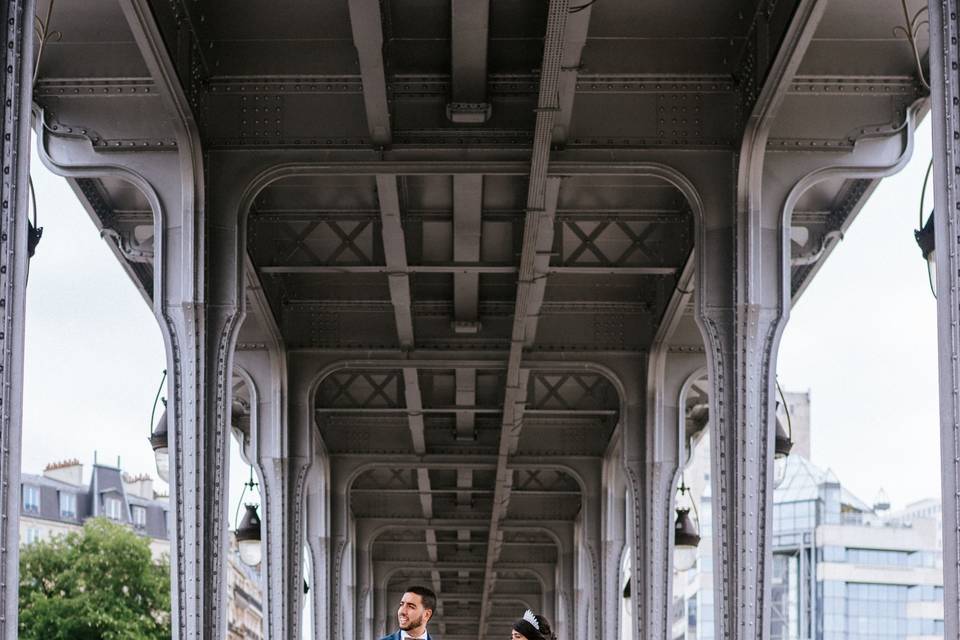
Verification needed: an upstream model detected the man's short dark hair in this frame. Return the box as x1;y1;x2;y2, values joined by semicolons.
404;585;437;612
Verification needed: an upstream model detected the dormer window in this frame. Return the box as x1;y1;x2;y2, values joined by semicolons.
104;497;123;520
22;486;40;514
59;492;77;519
131;505;146;529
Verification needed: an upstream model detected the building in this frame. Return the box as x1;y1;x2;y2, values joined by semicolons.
20;459;263;639
20;458;169;558
672;396;944;640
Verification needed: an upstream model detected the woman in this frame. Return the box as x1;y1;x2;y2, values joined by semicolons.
511;610;555;640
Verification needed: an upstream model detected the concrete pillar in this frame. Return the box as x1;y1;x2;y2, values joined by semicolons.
0;1;33;636
927;3;960;636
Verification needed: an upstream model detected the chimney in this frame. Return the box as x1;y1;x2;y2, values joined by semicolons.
122;473;154;500
43;459;83;486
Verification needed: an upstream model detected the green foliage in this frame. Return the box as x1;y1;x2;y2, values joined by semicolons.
19;517;170;640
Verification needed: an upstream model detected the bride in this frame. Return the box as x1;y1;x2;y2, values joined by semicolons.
510;610;555;640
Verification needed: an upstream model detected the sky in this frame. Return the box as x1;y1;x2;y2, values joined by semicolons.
19;117;942;524
777;117;940;510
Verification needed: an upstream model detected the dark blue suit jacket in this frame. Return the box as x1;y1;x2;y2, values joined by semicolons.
379;632;434;640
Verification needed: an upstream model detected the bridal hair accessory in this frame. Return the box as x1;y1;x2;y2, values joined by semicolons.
513;610;549;640
523;610;540;631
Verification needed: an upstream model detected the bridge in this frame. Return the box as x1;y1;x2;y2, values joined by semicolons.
0;0;958;638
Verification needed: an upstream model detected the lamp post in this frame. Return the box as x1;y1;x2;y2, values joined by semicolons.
148;370;169;482
674;479;701;571
234;466;262;566
235;504;262;566
773;381;794;488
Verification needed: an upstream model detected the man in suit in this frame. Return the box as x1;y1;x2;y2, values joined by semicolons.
380;585;437;640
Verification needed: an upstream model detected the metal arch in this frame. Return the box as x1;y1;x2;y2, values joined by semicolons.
228;364;259;460
309;358;630;411
676;365;710;464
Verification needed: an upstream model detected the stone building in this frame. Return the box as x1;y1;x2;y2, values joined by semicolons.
20;458;264;639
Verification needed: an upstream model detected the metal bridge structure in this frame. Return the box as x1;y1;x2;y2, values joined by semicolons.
0;0;958;639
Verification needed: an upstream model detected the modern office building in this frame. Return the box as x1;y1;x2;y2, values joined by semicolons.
19;459;264;639
672;396;944;640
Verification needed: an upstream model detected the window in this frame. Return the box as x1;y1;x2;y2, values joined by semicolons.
131;505;146;529
24;527;40;545
59;492;76;519
22;485;40;514
104;497;123;520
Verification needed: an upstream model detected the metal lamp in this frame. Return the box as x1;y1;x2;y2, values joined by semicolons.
148;370;169;482
773;381;794;488
234;466;262;566
235;504;262;566
916;212;936;292
915;158;937;296
149;408;169;483
673;481;700;571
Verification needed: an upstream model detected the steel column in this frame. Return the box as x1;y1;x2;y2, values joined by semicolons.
0;0;32;636
928;1;960;636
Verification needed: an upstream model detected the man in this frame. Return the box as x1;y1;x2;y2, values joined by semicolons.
379;585;438;640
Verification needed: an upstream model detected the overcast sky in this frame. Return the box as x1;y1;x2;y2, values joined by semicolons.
20;117;942;524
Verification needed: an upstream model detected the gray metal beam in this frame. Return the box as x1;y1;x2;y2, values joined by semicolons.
478;0;570;634
455;368;473;440
376;175;415;348
552;0;593;144
927;2;960;637
0;1;33;636
452;175;483;326
260;264;677;276
449;0;491;123
698;2;828;639
385;210;446;628
346;0;391;145
317;407;617;416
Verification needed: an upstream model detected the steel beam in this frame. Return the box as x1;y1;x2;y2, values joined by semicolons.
376;175;415;347
454;369;477;440
478;0;570;634
449;0;490;123
347;0;391;145
697;2;827;640
317;407;617;416
117;1;243;639
374;170;452;632
552;0;593;144
259;264;677;275
0;1;32;636
452;175;483;324
927;2;960;637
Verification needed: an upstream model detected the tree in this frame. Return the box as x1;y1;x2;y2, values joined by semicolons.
19;517;170;640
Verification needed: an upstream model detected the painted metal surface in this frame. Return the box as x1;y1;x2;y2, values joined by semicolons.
928;1;960;637
16;0;939;638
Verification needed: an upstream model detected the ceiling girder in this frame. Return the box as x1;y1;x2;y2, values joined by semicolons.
260;264;677;275
552;0;593;144
452;174;484;324
478;0;570;631
449;0;491;122
346;0;391;145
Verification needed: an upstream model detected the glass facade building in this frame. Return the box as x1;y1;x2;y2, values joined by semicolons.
671;452;944;640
